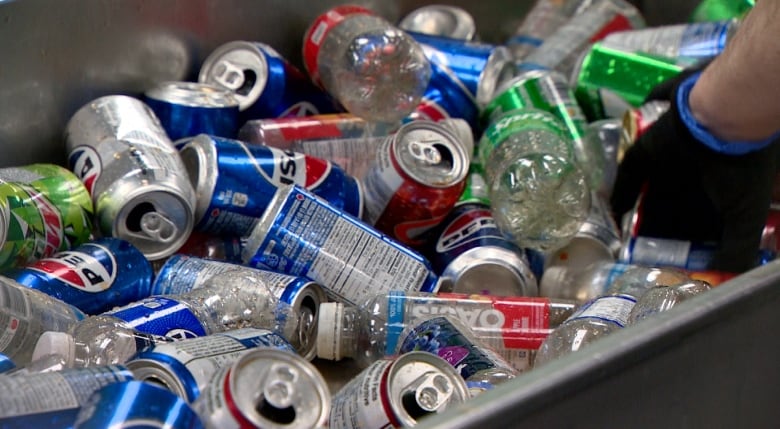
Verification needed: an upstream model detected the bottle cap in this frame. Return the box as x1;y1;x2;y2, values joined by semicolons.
32;331;76;366
316;302;344;361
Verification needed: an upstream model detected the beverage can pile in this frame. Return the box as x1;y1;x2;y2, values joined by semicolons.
0;1;767;428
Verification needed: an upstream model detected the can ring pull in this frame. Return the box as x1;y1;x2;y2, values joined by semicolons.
260;364;298;410
139;211;178;243
409;139;445;165
409;372;454;412
212;60;249;92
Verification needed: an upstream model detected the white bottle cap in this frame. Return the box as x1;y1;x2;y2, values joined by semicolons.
32;331;76;366
316;302;345;361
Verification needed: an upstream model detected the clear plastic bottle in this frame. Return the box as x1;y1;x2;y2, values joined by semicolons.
316;290;578;374
522;0;645;76
303;5;432;123
31;270;299;368
534;293;636;366
478;108;591;252
540;260;634;303
606;265;691;299
626;279;712;324
0;275;85;365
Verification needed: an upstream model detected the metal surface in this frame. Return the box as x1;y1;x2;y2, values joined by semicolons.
417;259;780;428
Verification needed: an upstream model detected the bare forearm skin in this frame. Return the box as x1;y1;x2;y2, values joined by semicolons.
689;0;780;142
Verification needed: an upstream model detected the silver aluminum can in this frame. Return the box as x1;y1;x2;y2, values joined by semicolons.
442;246;538;297
329;351;470;428
65;95;196;260
193;348;330;429
399;5;477;40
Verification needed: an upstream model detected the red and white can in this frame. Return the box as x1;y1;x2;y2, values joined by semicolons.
329;351;470;428
362;120;469;246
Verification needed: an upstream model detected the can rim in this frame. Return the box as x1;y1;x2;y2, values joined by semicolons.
288;281;328;361
442;245;539;296
392;121;470;188
198;41;270;111
145;81;240;109
126;358;196;403
476;45;515;107
398;5;476;41
179;135;218;223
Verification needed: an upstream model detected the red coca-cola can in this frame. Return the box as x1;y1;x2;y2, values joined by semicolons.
362;120;469;246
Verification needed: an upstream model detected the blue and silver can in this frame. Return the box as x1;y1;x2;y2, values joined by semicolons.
242;185;442;306
105;296;208;340
408;31;516;106
74;380;203;429
0;352;14;374
0;365;134;428
126;328;295;403
144;81;241;141
4;237;154;315
179;134;363;237
153;255;328;360
198;41;342;121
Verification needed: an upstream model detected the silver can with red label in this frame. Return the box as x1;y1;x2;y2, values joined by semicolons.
329;351;470;428
362;120;469;247
193;348;330;429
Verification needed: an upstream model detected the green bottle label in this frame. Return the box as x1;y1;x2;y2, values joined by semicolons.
478;108;570;167
691;0;754;22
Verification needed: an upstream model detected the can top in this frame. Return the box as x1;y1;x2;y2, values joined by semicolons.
442;246;539;297
393;121;470;188
386;351;471;427
179;135;218;223
475;45;516;107
198;41;273;111
398;5;476;41
285;281;327;362
126;358;195;402
145;81;240;109
228;348;330;429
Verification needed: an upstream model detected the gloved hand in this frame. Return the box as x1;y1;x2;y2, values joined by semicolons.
610;69;780;273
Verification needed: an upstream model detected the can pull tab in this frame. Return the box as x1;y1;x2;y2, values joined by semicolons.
256;364;298;424
139;211;178;243
212;60;249;92
406;372;455;413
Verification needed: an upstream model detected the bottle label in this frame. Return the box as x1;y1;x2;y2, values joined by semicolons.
479;108;570;165
329;359;398;428
627;236;715;271
0;282;33;359
108;297;207;339
385;290;408;355
571;295;637;328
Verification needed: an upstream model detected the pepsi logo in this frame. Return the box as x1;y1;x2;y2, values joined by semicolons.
280;101;319;118
266;147;331;189
165;329;199;340
436;209;503;253
28;243;116;293
68;146;102;195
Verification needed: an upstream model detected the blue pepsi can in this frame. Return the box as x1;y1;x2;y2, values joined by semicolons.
4;237;154;315
144;81;241;141
241;185;441;306
407;59;480;133
0;365;133;428
0;352;14;374
126;328;295;403
179;134;363;237
74;380;203;429
198;41;342;122
409;31;516;107
153;255;327;359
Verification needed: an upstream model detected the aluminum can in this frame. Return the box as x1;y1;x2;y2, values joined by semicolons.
409;31;515;106
238;113;396;180
144;80;240;141
242;185;442;306
622;100;671;144
4;237;153;315
408;59;480;133
0;365;134;427
105;296;209;340
73;380;203;429
127;328;296;403
363;120;469;246
620;235;726;271
398;316;517;384
193;348;330;429
571;43;683;121
65;95;196;261
179;134;363;237
199;41;341;121
0;352;14;374
398;4;476;40
329;351;470;428
167;231;245;266
0;164;93;270
152;254;327;360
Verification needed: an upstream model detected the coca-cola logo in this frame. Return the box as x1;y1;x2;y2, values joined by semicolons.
28;243;116;292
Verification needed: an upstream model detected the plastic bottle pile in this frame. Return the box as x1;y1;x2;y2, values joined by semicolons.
0;1;771;428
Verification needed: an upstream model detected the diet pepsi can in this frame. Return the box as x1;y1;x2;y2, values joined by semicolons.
193;348;330;429
153;254;327;360
144;80;240;141
4;237;153;315
73;380;203;429
0;365;134;428
179;134;363;236
127;328;295;403
242;185;442;306
199;41;342;121
329;351;470;428
65;95;197;260
363;120;469;247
